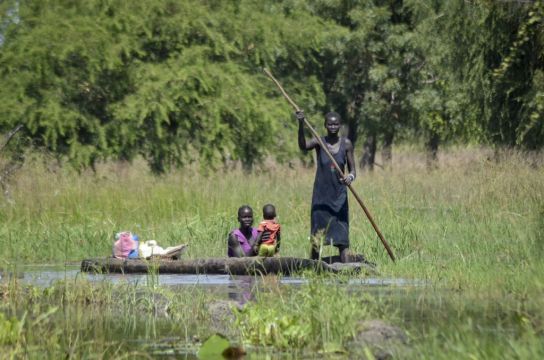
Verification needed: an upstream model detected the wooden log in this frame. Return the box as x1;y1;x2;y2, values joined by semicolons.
81;256;376;275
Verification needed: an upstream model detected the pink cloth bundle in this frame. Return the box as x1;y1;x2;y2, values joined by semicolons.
112;231;137;259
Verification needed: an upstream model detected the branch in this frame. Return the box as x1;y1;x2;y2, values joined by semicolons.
0;124;23;153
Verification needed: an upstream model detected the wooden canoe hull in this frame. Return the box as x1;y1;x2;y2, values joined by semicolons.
81;256;376;275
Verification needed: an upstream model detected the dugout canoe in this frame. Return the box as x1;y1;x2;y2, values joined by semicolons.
81;256;376;276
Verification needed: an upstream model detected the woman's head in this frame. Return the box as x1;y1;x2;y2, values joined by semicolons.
237;205;254;229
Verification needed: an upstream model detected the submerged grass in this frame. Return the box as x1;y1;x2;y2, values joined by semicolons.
0;147;543;358
1;274;543;358
0;275;223;359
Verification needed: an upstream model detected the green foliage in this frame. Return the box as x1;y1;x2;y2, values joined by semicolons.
406;0;544;148
197;334;237;359
308;0;422;145
0;312;23;345
309;0;544;152
236;302;311;349
1;0;543;172
0;0;334;172
236;279;368;350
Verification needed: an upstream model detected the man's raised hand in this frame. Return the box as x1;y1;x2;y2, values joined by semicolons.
295;110;305;122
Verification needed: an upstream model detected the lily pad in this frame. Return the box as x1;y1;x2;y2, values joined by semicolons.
197;334;246;359
198;334;230;359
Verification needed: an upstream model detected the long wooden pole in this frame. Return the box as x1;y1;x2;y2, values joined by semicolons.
264;68;395;262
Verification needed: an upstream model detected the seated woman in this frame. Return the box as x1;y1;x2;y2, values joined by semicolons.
227;205;258;257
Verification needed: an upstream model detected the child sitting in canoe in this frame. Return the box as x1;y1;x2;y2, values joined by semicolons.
254;204;281;257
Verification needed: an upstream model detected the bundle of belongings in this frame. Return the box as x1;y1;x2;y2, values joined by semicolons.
112;231;187;260
112;232;139;259
138;240;188;259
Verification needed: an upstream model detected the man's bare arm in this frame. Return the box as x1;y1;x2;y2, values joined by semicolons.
297;111;318;151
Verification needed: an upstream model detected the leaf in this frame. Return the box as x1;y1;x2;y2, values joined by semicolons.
197;334;230;359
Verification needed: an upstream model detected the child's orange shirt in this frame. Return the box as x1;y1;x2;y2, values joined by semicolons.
257;219;281;245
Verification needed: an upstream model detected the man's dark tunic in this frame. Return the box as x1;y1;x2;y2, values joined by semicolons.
310;137;349;247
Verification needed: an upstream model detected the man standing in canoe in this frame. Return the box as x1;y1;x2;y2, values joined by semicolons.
296;110;356;263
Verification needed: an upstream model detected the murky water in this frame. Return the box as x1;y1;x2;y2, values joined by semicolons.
3;264;423;289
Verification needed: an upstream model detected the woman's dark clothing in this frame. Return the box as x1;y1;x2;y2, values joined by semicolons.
310;137;349;247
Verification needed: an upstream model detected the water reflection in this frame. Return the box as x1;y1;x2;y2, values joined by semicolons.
227;276;255;304
11;265;424;289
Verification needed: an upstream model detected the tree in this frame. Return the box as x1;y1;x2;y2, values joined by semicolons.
1;0;542;178
0;0;338;173
407;0;544;154
310;0;422;170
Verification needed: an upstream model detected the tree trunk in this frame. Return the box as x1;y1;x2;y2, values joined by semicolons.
426;132;440;170
346;119;358;145
381;132;394;170
360;134;376;171
81;256;375;275
346;100;361;146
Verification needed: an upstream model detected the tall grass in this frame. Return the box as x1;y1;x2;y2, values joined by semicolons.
0;277;221;358
0;147;542;293
1;146;543;358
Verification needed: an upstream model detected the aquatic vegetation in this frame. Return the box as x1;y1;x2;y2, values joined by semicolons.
235;277;380;351
197;334;245;359
0;312;23;345
0;148;542;358
0;278;222;358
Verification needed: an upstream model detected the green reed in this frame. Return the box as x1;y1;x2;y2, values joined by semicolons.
0;275;223;359
0;147;543;357
1;148;542;290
